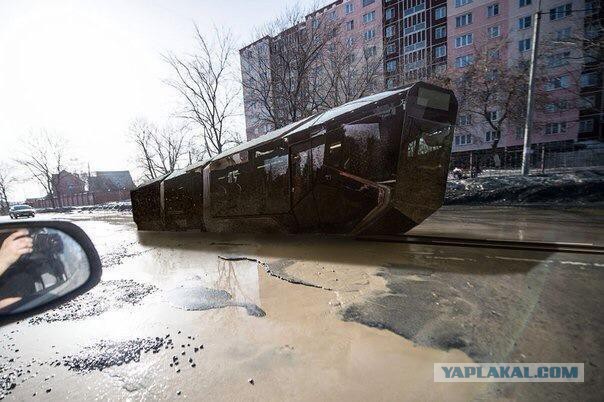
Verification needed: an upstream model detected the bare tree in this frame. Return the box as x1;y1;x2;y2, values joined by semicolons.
15;130;69;208
164;25;241;157
241;5;329;131
449;38;551;167
129;119;191;181
130;119;158;181
0;162;16;215
240;3;385;135
542;13;604;112
312;35;384;110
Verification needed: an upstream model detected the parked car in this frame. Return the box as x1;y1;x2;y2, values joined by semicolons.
9;205;36;219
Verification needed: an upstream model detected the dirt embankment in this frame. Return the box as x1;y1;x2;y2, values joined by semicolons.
445;170;604;205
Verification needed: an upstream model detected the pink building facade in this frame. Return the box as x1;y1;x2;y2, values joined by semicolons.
240;0;386;141
240;0;602;165
447;0;601;167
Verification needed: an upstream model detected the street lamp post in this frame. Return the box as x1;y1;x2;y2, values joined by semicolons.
521;0;542;176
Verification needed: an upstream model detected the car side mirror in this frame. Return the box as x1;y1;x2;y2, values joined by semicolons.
0;220;102;324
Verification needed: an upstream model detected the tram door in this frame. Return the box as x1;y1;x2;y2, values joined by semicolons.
289;136;324;230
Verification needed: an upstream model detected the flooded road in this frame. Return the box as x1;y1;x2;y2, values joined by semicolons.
0;206;602;401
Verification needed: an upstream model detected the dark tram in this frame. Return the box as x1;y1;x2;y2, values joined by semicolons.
131;82;458;235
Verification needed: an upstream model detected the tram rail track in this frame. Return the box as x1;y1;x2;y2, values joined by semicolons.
357;234;604;255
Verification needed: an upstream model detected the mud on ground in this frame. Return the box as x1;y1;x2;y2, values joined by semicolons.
0;208;602;401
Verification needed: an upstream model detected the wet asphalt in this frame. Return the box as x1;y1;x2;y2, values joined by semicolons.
0;206;602;401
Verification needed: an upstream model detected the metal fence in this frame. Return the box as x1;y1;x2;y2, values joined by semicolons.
450;146;604;178
25;190;131;209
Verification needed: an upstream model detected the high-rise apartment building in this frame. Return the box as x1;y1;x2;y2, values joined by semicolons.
240;0;385;141
448;0;602;167
241;0;602;162
382;0;449;88
240;36;274;140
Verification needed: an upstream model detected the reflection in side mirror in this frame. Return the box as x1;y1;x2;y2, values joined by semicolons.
0;221;101;318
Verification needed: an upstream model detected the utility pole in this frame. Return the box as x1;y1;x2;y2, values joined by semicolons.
521;0;542;176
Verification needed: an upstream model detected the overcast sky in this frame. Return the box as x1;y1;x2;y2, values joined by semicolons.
0;0;307;200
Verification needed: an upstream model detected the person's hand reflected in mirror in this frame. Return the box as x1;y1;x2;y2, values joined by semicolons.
0;229;33;311
0;229;33;276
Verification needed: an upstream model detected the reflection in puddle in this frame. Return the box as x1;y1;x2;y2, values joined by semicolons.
165;284;265;317
165;257;265;317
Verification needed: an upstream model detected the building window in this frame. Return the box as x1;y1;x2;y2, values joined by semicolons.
585;24;599;39
362;0;375;6
346;20;354;30
579;95;596;110
518;38;531;52
455;33;473;48
386;43;396;54
364;28;376;40
385;25;394;38
386;77;396;88
386;7;395;20
519;0;531;7
488;26;500;38
403;2;425;17
456;13;473;27
544;100;569;112
487;3;499;17
455;0;472;7
545;75;570;91
555;27;571;40
455;134;472;145
544;122;567;134
580;71;599;87
579;119;594;133
435;44;447;58
364;46;377;57
363;11;376;23
488;110;499;121
489;48;500;59
435;26;446;39
346;36;356;46
458;114;472;126
345;2;354;14
386;60;397;72
486;69;499;80
485;131;500;142
586;0;598;15
455;54;474;68
518;16;532;29
435;6;447;19
546;51;570;67
550;3;572;21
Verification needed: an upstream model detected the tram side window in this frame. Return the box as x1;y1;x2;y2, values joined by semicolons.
323;128;343;168
340;122;382;179
265;153;289;213
312;140;325;172
209;151;250;216
252;144;289;214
